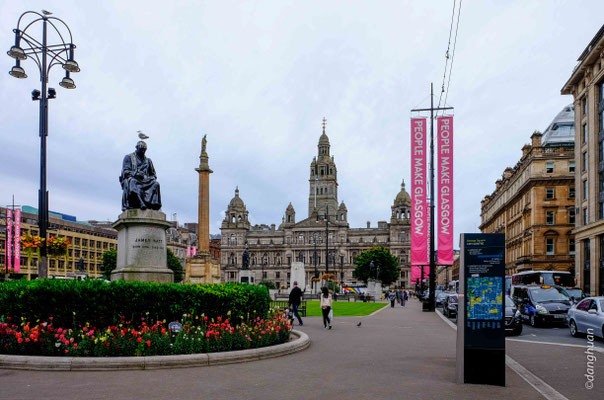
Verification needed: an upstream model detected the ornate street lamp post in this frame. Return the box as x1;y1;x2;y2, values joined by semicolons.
7;10;80;279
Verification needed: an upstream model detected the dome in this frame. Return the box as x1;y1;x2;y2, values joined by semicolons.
228;187;245;210
541;104;575;146
319;132;330;146
394;180;411;206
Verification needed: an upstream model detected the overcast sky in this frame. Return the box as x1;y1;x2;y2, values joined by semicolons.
1;1;602;246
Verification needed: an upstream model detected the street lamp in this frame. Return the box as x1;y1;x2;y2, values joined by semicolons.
312;232;320;278
7;10;80;279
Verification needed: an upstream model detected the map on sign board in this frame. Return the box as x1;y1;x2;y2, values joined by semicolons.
466;277;503;320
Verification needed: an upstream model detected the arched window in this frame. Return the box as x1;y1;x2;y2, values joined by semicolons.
287;215;291;223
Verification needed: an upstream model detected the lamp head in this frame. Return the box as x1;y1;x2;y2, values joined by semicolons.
62;59;80;73
7;45;27;61
59;72;76;89
48;88;56;99
9;63;27;79
32;89;41;101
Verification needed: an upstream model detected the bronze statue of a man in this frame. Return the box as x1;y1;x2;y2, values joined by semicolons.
120;141;162;211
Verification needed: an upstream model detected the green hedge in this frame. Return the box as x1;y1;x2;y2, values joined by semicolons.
0;280;270;328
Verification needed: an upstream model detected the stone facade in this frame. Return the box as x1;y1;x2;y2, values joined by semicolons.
561;24;604;296
220;125;411;289
480;107;575;277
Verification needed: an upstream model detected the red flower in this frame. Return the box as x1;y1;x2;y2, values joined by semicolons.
137;337;142;343
146;340;151;347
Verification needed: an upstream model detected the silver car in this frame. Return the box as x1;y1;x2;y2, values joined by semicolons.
568;296;604;339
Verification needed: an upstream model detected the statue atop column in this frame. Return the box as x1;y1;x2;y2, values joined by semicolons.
120;140;162;211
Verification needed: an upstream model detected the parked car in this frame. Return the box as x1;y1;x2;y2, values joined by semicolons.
505;296;522;336
443;294;458;318
568;297;604;339
512;285;570;327
436;292;448;307
554;286;586;304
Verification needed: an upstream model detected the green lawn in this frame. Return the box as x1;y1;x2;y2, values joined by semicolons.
305;301;387;317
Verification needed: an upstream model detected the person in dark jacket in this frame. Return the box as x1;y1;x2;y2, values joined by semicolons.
288;281;304;326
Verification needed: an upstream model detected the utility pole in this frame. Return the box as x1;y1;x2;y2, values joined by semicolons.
411;83;454;312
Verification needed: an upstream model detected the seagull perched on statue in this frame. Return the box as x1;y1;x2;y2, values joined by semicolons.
42;10;52;15
137;130;149;140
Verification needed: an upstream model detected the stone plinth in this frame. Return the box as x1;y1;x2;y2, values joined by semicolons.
111;209;174;283
289;262;305;291
239;269;255;284
185;251;221;284
367;279;382;298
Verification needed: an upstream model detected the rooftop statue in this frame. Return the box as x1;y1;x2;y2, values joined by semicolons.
120;140;162;211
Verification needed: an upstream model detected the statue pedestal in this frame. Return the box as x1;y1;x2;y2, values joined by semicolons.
186;251;221;284
111;209;174;283
289;262;305;291
239;269;254;284
367;279;382;299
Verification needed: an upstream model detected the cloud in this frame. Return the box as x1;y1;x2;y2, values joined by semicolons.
1;0;601;249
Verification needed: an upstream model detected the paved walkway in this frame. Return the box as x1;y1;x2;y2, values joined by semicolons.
0;300;545;400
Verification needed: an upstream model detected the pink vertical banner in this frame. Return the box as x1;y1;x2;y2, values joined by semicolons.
437;116;454;265
411;118;428;266
192;246;197;256
411;266;422;284
427;201;431;262
6;209;12;270
186;246;191;258
14;209;21;272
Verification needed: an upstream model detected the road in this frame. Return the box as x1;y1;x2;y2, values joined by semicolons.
438;304;604;399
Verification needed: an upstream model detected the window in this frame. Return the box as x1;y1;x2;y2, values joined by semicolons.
546;211;555;225
546;238;554;255
583;152;587;171
569;186;575;199
584;208;588;225
583;123;587;144
546;188;555;199
569;238;575;255
569;161;575;173
546;162;554;173
583;96;587;116
600;141;604;163
569;208;575;224
583;180;588;200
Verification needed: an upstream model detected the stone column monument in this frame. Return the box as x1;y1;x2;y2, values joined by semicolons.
185;135;221;283
112;138;174;283
289;261;306;291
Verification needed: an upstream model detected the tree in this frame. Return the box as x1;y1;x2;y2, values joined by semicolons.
167;249;184;283
352;247;400;285
101;249;117;278
259;280;276;290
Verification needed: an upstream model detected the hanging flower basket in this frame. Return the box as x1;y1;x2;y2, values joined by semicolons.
322;273;335;281
311;277;321;282
20;234;44;265
46;236;70;263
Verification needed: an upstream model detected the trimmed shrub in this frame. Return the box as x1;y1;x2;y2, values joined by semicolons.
0;280;270;328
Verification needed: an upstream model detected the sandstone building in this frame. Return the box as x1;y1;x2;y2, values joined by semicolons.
220;123;411;289
480;106;575;277
562;24;604;295
1;206;117;279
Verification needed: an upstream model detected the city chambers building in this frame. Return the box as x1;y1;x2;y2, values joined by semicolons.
219;125;411;289
561;24;604;296
480;106;575;277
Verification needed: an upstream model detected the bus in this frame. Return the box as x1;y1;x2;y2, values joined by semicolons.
511;271;574;287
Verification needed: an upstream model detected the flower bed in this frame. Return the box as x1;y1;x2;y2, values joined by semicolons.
0;311;291;357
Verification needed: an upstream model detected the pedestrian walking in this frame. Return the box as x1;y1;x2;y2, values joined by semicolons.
288;281;304;326
389;290;396;307
401;289;406;307
320;286;333;329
